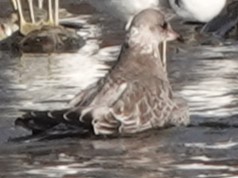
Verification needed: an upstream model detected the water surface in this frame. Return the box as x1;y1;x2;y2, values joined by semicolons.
0;1;238;178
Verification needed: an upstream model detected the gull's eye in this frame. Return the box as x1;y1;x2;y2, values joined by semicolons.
161;22;168;29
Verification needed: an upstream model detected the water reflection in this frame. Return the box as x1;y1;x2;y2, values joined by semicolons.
1;127;238;178
170;57;238;117
0;1;238;178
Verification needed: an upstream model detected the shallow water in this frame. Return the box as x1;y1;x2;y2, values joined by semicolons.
0;1;238;178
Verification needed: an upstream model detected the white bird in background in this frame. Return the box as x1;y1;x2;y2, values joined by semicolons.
169;0;226;22
87;0;162;21
201;0;238;38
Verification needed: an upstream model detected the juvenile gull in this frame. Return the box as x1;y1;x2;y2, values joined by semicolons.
15;9;190;137
169;0;226;22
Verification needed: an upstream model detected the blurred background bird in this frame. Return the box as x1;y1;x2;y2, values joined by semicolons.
168;0;226;23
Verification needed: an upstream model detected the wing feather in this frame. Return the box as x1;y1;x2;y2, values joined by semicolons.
88;78;174;135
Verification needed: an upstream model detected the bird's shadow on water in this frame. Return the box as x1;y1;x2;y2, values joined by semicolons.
1;118;238;178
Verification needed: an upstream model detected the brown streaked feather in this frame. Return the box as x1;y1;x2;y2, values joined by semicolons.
88;76;178;135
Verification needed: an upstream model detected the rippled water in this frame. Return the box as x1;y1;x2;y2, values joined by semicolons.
0;1;238;178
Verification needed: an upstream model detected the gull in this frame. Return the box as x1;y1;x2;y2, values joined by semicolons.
11;0;59;35
15;9;190;137
169;0;226;23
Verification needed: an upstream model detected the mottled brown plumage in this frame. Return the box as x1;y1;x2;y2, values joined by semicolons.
15;8;190;137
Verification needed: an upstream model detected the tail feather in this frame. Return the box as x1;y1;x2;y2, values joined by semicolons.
15;109;93;138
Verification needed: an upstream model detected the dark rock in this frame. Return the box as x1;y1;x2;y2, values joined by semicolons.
19;25;85;53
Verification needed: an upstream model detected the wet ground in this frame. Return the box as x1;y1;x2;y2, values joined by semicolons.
0;1;238;178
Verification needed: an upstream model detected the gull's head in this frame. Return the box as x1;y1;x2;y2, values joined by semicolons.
126;8;179;47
